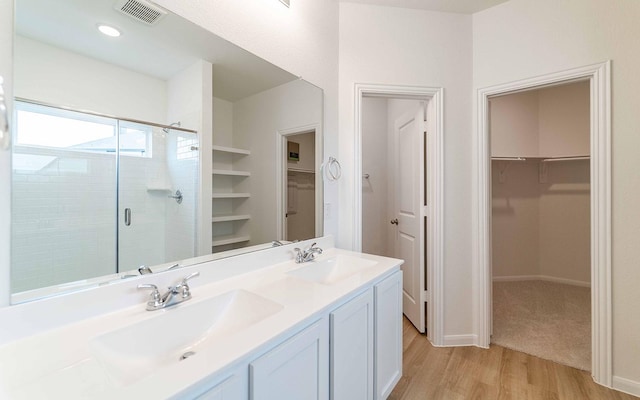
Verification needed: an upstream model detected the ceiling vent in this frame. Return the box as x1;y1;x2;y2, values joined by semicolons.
114;0;167;26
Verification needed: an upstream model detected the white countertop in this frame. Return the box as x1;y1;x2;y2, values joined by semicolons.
0;240;402;399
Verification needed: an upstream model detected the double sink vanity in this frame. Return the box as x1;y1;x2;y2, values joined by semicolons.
0;236;403;399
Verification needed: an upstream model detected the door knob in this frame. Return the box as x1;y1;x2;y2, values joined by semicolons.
390;218;398;225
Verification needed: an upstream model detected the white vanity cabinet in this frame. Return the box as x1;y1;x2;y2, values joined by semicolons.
192;367;248;400
250;319;329;400
330;288;374;400
374;271;403;399
188;270;402;400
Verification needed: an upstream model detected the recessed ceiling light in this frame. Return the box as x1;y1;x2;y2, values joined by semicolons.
279;0;290;7
97;24;121;37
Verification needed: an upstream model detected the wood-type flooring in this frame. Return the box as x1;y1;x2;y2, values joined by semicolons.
389;318;637;400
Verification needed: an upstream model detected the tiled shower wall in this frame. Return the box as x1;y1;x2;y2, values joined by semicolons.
11;129;199;293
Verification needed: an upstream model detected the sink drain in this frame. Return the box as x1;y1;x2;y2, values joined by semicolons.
180;351;196;361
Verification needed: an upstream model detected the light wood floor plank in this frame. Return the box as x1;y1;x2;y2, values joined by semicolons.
389;317;638;400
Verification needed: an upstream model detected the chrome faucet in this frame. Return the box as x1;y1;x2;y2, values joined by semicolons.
138;265;153;275
293;243;323;263
137;271;200;311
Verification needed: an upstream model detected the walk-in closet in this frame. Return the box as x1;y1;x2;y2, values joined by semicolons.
490;80;591;371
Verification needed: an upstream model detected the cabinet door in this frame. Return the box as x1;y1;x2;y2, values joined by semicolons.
374;271;402;400
250;320;328;400
193;369;248;400
330;288;374;400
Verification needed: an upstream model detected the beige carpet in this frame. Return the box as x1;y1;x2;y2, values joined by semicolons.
491;280;591;371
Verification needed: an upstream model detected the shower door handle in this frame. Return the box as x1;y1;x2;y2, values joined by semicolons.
124;208;132;226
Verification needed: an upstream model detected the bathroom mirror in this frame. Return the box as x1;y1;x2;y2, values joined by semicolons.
11;0;324;303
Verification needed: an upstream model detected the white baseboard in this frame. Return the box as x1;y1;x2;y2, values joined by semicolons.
492;275;590;288
613;376;640;397
441;334;477;347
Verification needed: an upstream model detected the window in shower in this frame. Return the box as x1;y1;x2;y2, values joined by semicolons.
13;101;151;157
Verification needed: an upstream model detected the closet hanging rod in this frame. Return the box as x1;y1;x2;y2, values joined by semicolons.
491;157;526;161
541;156;590;162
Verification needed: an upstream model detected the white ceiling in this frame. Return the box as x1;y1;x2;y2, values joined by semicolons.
339;0;509;14
16;0;297;102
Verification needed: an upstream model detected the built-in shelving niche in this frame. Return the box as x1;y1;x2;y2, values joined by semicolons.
212;145;251;252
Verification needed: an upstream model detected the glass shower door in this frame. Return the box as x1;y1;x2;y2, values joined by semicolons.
11;101;118;293
117;122;199;273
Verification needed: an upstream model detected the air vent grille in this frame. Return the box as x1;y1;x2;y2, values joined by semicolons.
114;0;167;25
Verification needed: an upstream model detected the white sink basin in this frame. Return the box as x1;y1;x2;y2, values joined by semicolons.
90;290;282;386
287;254;377;285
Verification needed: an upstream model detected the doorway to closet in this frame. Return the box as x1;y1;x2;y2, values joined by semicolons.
284;131;316;241
489;80;591;371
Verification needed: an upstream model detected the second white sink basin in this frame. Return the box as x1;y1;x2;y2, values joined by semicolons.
287;254;377;285
90;289;283;386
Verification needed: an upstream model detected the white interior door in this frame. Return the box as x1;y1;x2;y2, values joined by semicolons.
393;105;426;333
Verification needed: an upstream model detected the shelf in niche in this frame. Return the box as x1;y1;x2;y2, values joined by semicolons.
212;145;250;155
212;235;251;247
146;186;172;192
212;214;251;223
212;169;251;177
212;193;251;199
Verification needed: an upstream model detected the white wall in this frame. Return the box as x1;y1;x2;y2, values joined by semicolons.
167;60;213;256
339;2;474;337
0;0;13;307
154;0;340;241
474;0;640;386
233;80;323;246
14;36;167;124
361;97;389;256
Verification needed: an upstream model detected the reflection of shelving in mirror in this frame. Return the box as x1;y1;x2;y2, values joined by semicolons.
211;235;251;247
212;214;251;223
212;144;251;253
213;169;251;177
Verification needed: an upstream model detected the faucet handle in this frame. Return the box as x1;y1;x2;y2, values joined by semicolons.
178;272;200;299
138;284;162;308
181;271;200;286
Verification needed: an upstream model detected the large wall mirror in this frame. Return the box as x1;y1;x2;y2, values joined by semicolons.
11;0;324;303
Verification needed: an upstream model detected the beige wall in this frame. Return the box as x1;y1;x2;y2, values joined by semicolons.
492;161;540;277
474;0;640;384
492;160;590;285
287;132;316;241
490;91;539;157
538;160;591;284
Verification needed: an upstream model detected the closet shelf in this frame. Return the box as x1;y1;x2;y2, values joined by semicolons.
491;157;527;161
540;156;590;162
492;155;589;162
212;193;251;199
212;145;250;155
212;169;251;177
212;214;251;223
287;167;315;174
212;235;251;247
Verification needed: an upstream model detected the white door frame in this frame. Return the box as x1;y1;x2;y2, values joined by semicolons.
354;83;444;345
474;61;611;385
276;123;323;241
